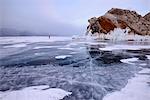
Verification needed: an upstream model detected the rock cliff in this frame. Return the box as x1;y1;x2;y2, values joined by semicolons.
87;8;150;35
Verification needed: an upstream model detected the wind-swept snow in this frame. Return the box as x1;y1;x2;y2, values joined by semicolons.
3;43;27;48
103;68;150;100
0;85;71;100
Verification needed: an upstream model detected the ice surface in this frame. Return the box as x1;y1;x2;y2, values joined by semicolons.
0;85;71;100
0;36;150;100
103;68;150;100
120;58;138;65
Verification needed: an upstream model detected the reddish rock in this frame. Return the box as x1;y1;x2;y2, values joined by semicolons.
97;16;117;33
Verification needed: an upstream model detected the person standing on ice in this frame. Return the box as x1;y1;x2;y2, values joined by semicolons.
49;33;51;39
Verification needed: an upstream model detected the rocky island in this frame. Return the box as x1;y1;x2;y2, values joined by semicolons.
87;8;150;37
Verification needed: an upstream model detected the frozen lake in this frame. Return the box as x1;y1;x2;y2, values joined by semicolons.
0;36;150;100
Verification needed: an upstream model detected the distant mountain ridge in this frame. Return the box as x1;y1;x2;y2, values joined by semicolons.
0;28;59;36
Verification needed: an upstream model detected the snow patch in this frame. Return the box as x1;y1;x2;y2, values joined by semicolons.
34;53;45;56
0;85;71;100
103;68;150;100
139;63;147;66
120;58;138;65
87;42;107;45
55;55;72;59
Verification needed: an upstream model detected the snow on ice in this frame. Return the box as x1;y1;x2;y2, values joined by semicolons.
0;85;71;100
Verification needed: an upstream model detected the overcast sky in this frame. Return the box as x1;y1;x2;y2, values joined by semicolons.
1;0;150;35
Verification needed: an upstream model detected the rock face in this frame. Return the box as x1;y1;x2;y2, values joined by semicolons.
87;8;150;35
144;12;150;22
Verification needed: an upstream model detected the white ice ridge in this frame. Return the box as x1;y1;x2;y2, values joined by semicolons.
91;28;150;41
0;85;71;100
99;44;150;51
55;55;72;59
120;58;138;65
103;68;150;100
3;43;27;48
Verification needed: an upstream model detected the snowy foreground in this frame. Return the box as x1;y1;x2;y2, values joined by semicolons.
0;36;150;100
0;86;71;100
